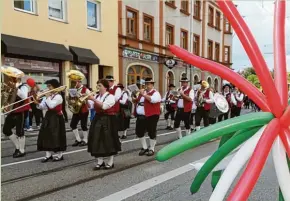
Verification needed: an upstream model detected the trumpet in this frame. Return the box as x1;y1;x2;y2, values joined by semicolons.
1;85;67;115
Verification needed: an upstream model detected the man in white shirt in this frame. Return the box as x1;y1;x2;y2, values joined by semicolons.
3;77;29;158
218;84;236;122
231;86;244;117
136;78;161;156
174;77;194;139
195;81;214;131
162;84;177;130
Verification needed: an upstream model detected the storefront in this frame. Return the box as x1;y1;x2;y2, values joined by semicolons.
2;57;61;90
1;34;73;89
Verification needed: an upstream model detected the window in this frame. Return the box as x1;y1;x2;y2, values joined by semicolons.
224;18;232;33
127;9;138;37
215;43;220;61
165;0;176;9
87;0;101;30
215;11;221;30
181;0;189;12
48;0;67;21
143;15;153;42
167;71;175;88
193;0;201;19
193;35;200;56
166;24;174;45
208;40;213;60
14;0;36;13
127;66;153;88
224;46;231;63
208;6;214;26
180;30;188;50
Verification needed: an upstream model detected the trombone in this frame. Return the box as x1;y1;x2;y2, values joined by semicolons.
1;85;67;115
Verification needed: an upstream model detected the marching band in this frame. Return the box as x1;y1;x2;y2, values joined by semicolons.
1;66;247;169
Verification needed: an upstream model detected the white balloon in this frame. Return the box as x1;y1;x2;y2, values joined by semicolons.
209;125;266;201
272;137;290;201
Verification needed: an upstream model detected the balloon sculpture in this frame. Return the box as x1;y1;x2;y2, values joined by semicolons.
156;1;290;201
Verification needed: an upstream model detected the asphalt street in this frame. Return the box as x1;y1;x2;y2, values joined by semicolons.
1;109;280;201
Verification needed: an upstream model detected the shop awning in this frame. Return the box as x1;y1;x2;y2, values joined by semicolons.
69;46;100;64
1;34;73;61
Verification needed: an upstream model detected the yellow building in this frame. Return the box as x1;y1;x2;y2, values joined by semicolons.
1;0;118;89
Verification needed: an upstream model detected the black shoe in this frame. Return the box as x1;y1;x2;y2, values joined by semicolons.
79;141;87;146
93;162;105;170
104;163;114;169
147;150;155;156
120;135;127;139
139;148;149;156
13;149;20;158
41;156;53;163
53;156;64;162
14;151;26;158
168;127;173;130
72;140;81;147
166;126;171;129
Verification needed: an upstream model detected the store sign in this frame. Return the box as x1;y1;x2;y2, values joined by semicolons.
123;49;159;62
4;57;59;72
72;64;88;74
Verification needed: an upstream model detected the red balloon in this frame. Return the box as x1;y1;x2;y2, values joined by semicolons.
281;128;290;158
26;78;35;87
168;45;271;112
227;119;280;201
217;1;283;118
273;0;288;108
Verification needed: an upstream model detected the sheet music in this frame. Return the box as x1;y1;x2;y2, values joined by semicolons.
127;84;139;92
69;89;78;97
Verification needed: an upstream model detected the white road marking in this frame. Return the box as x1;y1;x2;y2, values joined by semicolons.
1;131;181;168
96;157;210;201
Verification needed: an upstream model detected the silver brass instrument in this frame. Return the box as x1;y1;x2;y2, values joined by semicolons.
196;91;205;107
170;90;180;98
1;66;25;113
209;93;229;118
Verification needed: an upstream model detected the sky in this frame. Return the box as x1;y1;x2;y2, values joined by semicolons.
232;0;290;71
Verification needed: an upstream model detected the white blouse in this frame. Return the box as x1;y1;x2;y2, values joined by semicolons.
37;94;63;110
88;92;115;110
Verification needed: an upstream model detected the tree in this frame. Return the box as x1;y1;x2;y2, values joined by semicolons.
242;67;256;78
247;74;260;88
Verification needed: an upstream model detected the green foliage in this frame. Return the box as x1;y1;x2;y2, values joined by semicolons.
242;67;256;78
247;74;260;88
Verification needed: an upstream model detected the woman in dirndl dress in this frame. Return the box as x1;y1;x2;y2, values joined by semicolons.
36;79;66;162
87;79;121;170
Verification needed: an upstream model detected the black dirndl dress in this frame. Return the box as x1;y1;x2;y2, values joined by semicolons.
37;110;66;152
88;114;121;157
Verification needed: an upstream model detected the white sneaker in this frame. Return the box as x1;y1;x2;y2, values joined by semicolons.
27;127;34;132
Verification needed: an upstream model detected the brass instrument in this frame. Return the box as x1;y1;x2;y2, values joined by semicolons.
68;90;97;114
196;90;205;107
2;85;67;115
170;90;180;99
66;69;87;114
1;66;25;113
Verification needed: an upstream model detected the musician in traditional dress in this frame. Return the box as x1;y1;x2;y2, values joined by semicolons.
208;87;217;125
87;79;121;170
36;79;66;162
218;84;236;122
162;84;177;130
134;78;161;156
117;83;131;139
231;86;244;117
27;85;43;131
195;81;214;131
106;75;122;121
2;68;29;158
174;77;194;139
69;72;91;147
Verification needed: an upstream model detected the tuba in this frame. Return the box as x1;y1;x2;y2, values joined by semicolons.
1;66;25;113
66;70;88;114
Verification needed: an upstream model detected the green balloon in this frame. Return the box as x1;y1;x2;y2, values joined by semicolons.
211;133;236;189
156;112;273;162
278;156;290;201
191;127;261;193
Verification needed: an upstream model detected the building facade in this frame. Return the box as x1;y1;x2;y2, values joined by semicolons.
1;0;118;90
118;0;233;95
